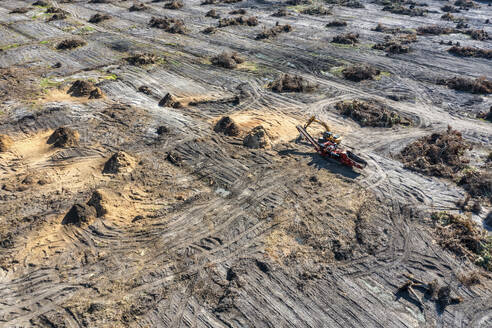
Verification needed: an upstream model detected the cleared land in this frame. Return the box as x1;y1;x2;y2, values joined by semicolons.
0;0;491;327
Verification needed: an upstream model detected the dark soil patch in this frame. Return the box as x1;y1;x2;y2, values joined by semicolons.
218;16;258;27
268;74;316;93
439;76;492;94
256;24;292;40
47;127;80;148
214;116;240;136
211;51;244;69
125;53;159;65
57;39;86;50
89;13;111;23
454;0;479;9
342;65;381;82
149;17;187;34
61;203;96;226
332;33;359;45
335;99;410;127
399;126;471;177
448;46;492;59
156;125;169;135
326;20;347;27
430;212;491;271
373;34;416;54
46;7;69;21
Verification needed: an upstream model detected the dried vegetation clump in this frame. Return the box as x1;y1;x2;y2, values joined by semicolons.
149;17;187;34
268;74;316;93
125;53;159;65
325;0;364;8
57;39;86;50
214;116;240;136
458;170;492;202
335;100;410;127
399;126;471;177
417;25;455;35
342;65;381;82
256;24;292;40
331;33;359;45
129;3;148;11
300;5;331;16
272;9;289;17
430;212;491;271
67;80;103;99
326;20;347;27
211;51;245;69
439;76;492;94
46;7;69;21
383;4;426;16
465;29;489;41
164;0;184;9
218;16;258;27
206;9;220;18
448;46;492;59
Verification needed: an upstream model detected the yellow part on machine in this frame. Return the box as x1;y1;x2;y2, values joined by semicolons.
303;116;342;144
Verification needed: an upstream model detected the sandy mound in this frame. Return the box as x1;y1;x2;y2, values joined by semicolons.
87;189;110;217
243;126;271;149
47;127;80;148
67;80;104;98
103;151;136;174
0;135;13;152
212;51;244;69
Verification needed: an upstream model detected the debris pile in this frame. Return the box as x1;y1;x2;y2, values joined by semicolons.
383;4;426;16
164;0;184;9
243;126;271;149
62;203;96;226
430;212;491;271
57;39;86;50
326;20;347;27
331;33;359;45
89;13;111;23
373;34;416;54
272;9;289;17
149;17;187;34
47;127;80;148
342;65;381;82
335;100;409;127
206;9;220;18
439;76;492;94
67;80;103;98
465;29;489;41
10;7;30;14
158;93;182;108
448;46;492;59
300;5;331;16
129;3;148;11
230;9;247;15
256;24;292;39
46;7;69;21
417;25;455;35
211;51;244;69
214;116;240;136
218;16;258;27
125;53;159;65
399;126;471;177
0;134;13;152
103;151;136;174
268;74;316;93
458;170;492;202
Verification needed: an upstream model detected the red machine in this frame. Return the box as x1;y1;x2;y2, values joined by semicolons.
296;125;367;169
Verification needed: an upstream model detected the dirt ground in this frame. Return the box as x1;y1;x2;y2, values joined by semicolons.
0;0;491;327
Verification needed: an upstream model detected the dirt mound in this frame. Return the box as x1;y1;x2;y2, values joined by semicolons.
56;39;86;50
0;135;13;152
300;5;331;16
430;212;491;271
230;9;246;15
272;9;289;17
206;9;220;18
87;190;109;217
156;126;169;135
129;3;148;11
383;4;426;16
47;127;80;148
439;76;492;94
342;65;381;82
89;13;111;23
373;40;410;54
211;51;244;69
214;116;240;136
46;7;69;21
158;93;182;108
448;46;492;59
89;87;104;99
164;0;183;9
67;80;99;97
243;126;271;149
62;203;96;226
103;151;136;174
399;126;471;177
458;170;492;201
326;20;347;27
202;26;216;34
442;4;460;12
331;33;359;45
417;25;455;35
218;16;258;27
335;100;410;127
256;24;292;40
149;17;187;34
268;74;316;93
455;0;478;9
125;53;159;65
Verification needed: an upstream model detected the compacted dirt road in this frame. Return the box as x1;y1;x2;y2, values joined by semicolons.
0;0;491;327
